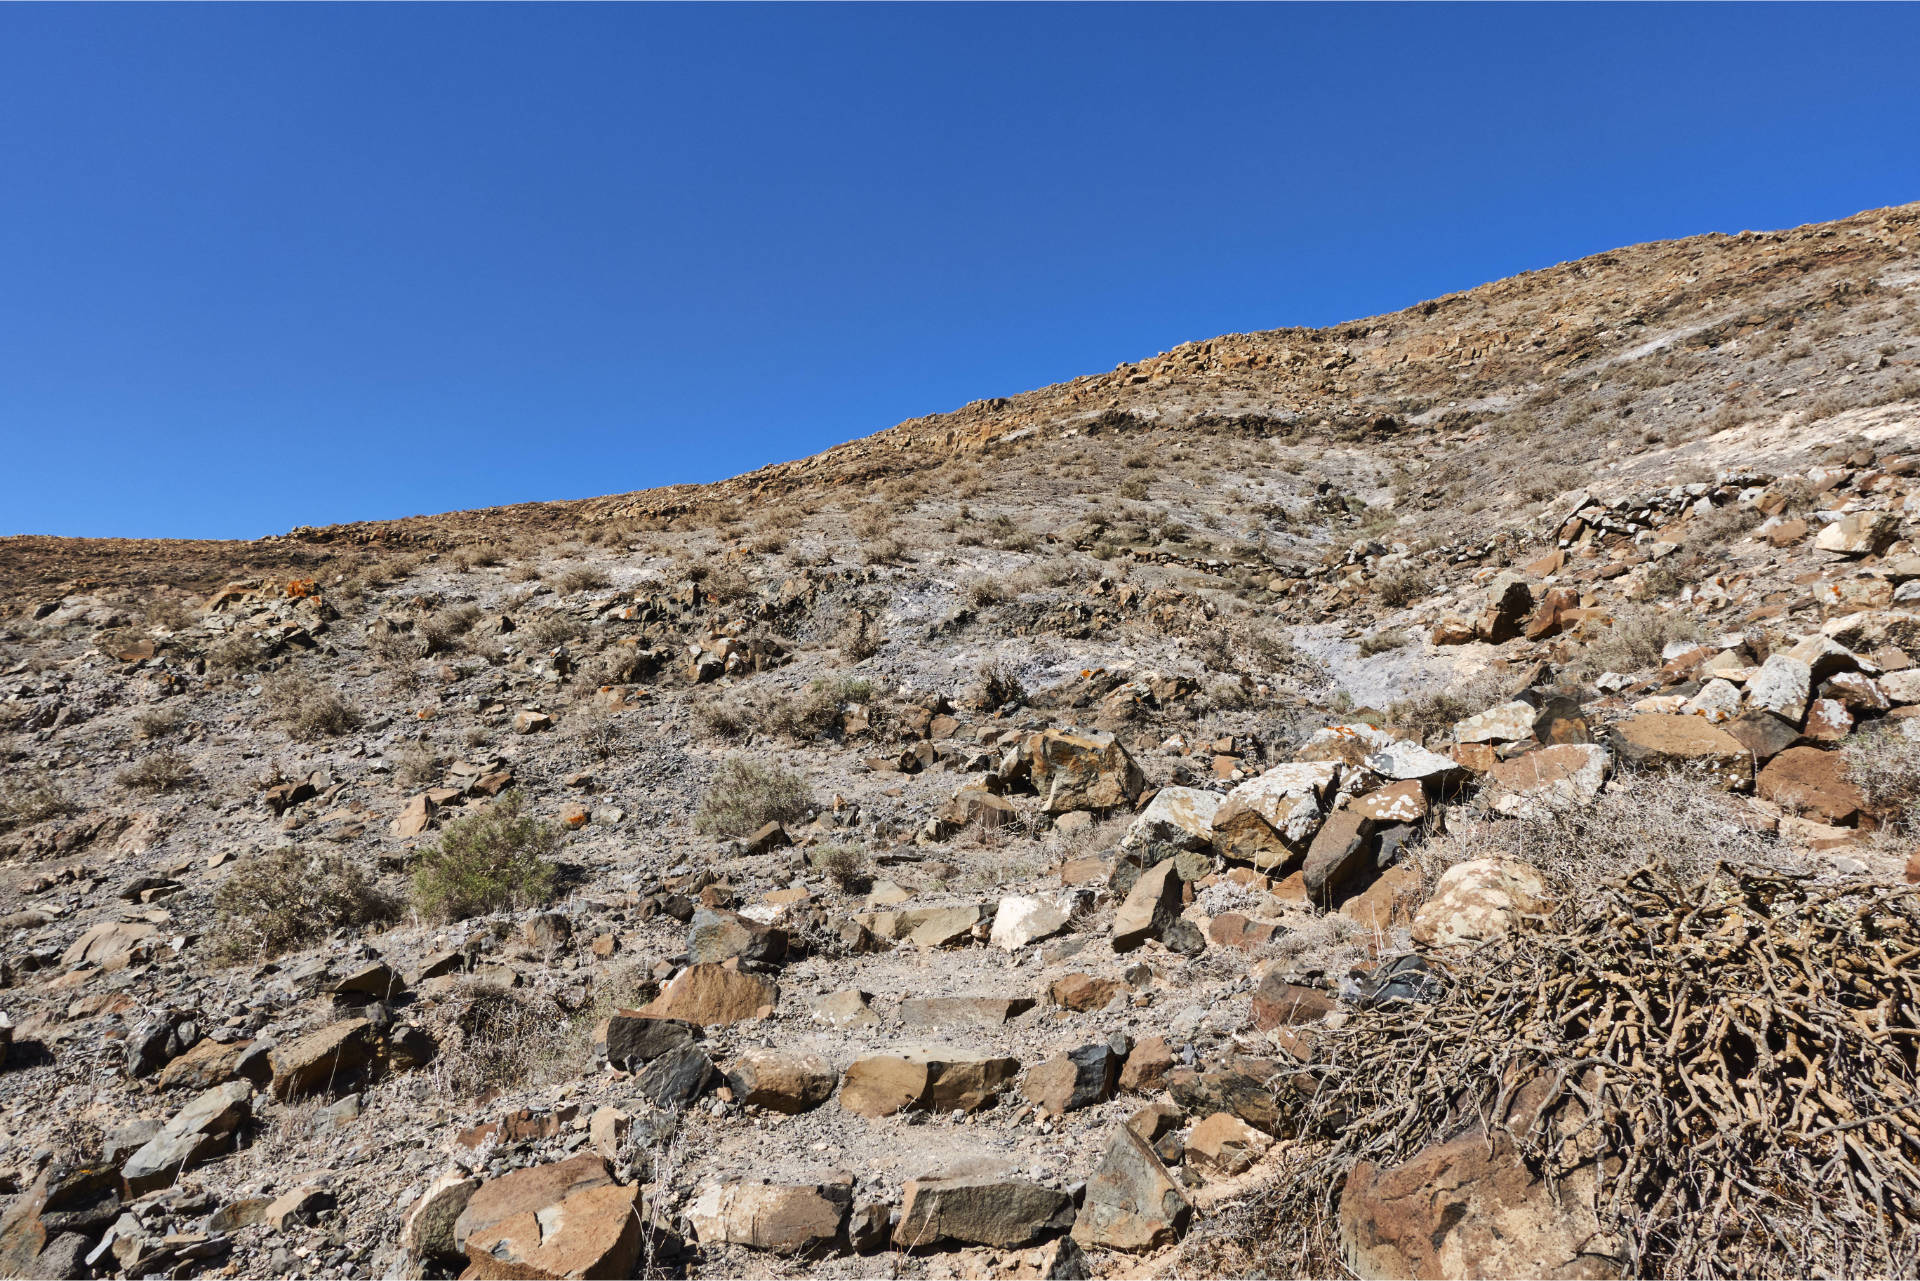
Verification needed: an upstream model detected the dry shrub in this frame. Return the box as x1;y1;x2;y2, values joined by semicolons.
555;565;612;594
965;578;1005;608
1191;615;1322;686
1371;565;1429;608
522;613;583;650
702;563;754;604
1565;604;1704;680
765;677;872;742
1388;668;1510;744
694;696;756;742
431;983;583;1099
421;604;482;655
116;748;197;794
393;743;442;788
412;791;560;921
264;673;363;739
0;768;76;831
810;843;870;892
205;632;263;673
212;848;396;961
973;659;1026;711
694;757;814;837
1355;628;1409;657
1200;865;1920;1280
134;704;186;739
1843;722;1920;836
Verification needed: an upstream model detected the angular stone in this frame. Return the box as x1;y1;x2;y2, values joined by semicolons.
1485;744;1612;817
1209;763;1337;868
1814;511;1897;557
901;997;1034;1030
1118;1036;1175;1094
1339;863;1424;935
264;1185;335;1231
840;1047;1020;1118
1475;573;1534;643
603;1015;699;1071
1251;975;1336;1031
635;1043;716;1109
399;1171;478;1265
1351;780;1427;825
121;1082;253;1196
688;909;787;968
1112;860;1183;952
639;964;778;1026
268;1019;375;1100
989;896;1070;951
156;1038;271;1093
454;1155;642;1281
1747;654;1813;723
1302;809;1377;906
1606;714;1753;791
1362;741;1465;791
1186;1112;1272;1178
1758;746;1869;826
809;990;877;1030
60;920;156;971
1027;729;1146;814
1048;974;1124;1012
1021;1044;1122;1116
1166;1070;1283;1137
686;1178;851;1255
1122;787;1220;851
1070;1126;1192;1253
907;904;986;949
1723;709;1802;764
727;1050;836;1114
1411;859;1550;950
1454;701;1540;745
896;1176;1075;1250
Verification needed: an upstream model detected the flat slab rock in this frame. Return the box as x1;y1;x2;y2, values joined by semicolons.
839;1046;1021;1117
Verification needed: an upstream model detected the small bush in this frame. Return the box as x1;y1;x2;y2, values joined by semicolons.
1388;669;1510;744
694;697;756;742
765;677;872;742
213;848;396;961
1844;724;1920;836
523;613;584;650
1356;628;1409;657
134;705;186;739
393;743;443;788
206;632;262;673
1567;605;1704;680
1372;567;1429;608
695;757;814;837
810;843;870;892
412;791;561;922
965;578;1005;608
421;604;482;656
264;673;363;740
0;769;77;831
117;749;197;794
974;659;1026;711
555;565;612;594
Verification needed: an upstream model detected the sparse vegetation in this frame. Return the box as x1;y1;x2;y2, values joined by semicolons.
412;791;561;921
264;672;364;739
0;768;77;830
116;748;197;793
694;757;814;837
1844;724;1920;836
213;848;396;961
810;843;869;892
973;659;1026;711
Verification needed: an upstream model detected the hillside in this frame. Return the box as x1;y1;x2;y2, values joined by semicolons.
3;202;1920;1281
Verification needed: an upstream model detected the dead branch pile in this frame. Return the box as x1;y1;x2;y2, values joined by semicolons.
1195;864;1920;1279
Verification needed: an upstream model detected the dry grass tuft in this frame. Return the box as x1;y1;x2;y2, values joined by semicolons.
694;756;814;837
213;848;396;961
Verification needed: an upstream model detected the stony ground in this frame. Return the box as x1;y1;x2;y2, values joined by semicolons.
2;201;1920;1280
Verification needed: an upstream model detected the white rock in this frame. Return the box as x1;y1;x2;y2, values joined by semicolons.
1686;679;1743;724
1746;655;1811;723
1410;859;1550;950
989;895;1069;951
1122;786;1220;851
1453;701;1537;745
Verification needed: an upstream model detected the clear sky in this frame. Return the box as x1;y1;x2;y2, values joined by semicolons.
3;4;1918;539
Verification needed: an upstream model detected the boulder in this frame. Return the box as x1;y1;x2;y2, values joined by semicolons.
1363;741;1466;791
686;1178;851;1255
1351;780;1427;824
1166;1070;1284;1137
1117;1036;1175;1093
895;1175;1075;1249
1410;859;1549;950
687;910;787;968
1209;763;1338;869
1027;729;1145;814
840;1047;1021;1117
268;1019;375;1100
121;1081;253;1196
1475;573;1535;643
1606;714;1753;790
1484;744;1611;816
1021;1044;1122;1116
454;1155;643;1280
727;1050;837;1114
989;896;1070;951
1814;511;1897;557
156;1038;271;1092
60;920;155;971
809;990;878;1030
1070;1126;1192;1253
1723;710;1802;764
1758;746;1869;826
639;963;778;1025
634;1043;716;1109
1048;974;1124;1012
1111;861;1183;952
1122;787;1220;851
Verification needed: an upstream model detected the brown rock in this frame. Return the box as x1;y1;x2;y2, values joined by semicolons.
1070;1126;1192;1253
727;1049;837;1114
840;1048;1021;1118
639;963;778;1026
1021;1044;1122;1116
1027;729;1146;814
1111;860;1183;952
687;1178;851;1255
1301;809;1376;906
1606;714;1753;791
1757;746;1868;826
455;1155;642;1280
1048;973;1124;1013
1251;975;1336;1030
1186;1112;1272;1177
895;1175;1075;1249
156;1037;271;1092
1118;1035;1175;1093
269;1019;376;1100
1339;863;1423;934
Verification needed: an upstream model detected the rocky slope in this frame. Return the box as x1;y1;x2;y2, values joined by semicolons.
3;202;1920;1281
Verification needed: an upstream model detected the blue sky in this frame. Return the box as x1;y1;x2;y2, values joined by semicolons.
3;4;1917;539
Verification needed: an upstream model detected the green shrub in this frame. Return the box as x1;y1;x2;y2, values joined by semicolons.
214;848;396;960
412;791;561;921
695;757;814;837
